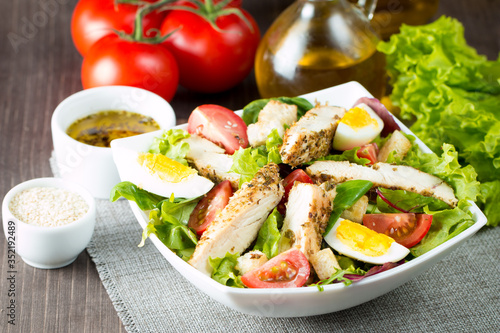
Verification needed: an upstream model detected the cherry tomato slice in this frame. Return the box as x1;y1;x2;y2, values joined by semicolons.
187;104;248;154
356;143;379;165
241;249;310;288
277;169;314;215
188;180;233;236
362;213;433;248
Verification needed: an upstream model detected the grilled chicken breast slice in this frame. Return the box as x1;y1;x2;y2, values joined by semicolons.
280;105;346;167
184;134;240;190
279;183;331;260
306;161;458;207
247;100;298;148
188;163;284;276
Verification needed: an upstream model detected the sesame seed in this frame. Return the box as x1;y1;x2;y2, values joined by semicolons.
9;187;88;227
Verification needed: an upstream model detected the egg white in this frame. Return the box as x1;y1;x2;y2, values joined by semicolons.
324;218;410;265
333;103;384;151
113;146;214;199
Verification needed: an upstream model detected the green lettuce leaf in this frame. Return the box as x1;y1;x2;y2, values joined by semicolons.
148;129;191;166
410;200;475;256
253;208;284;259
325;180;373;235
309;146;371;166
378;15;500;225
209;253;244;288
478;180;500;227
229;130;283;187
139;195;199;260
242;97;314;125
110;181;164;210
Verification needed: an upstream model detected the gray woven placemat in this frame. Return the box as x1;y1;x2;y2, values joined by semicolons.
50;154;500;332
86;198;499;333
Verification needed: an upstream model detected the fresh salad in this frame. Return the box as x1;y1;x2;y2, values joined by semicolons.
111;95;480;289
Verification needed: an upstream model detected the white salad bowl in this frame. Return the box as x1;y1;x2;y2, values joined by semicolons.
110;82;487;317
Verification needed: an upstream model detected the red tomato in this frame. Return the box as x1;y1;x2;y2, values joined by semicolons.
71;0;165;56
187;104;248;154
362;213;433;248
160;5;260;93
241;249;310;288
188;180;233;236
357;143;379;165
277;169;314;215
81;34;179;102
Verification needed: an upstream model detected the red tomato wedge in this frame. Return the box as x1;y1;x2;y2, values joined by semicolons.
362;213;433;248
241;249;310;288
187;104;248;154
277;169;314;215
356;143;379;165
188;180;233;236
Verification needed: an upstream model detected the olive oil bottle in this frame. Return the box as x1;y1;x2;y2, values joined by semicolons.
255;0;386;99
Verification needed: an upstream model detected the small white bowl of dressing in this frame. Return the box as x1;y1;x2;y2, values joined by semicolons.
51;86;176;199
2;177;96;269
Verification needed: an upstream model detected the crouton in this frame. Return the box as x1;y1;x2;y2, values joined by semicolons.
341;195;369;223
377;130;412;162
310;248;341;280
235;250;268;275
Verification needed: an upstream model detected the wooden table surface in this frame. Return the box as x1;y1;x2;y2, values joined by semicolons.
1;0;498;332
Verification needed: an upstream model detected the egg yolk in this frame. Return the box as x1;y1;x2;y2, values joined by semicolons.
137;153;196;183
336;220;394;257
340;107;379;131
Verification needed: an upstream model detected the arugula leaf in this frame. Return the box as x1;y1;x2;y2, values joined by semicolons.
410;200;475;256
209;253;244;288
110;181;164;210
139;195;199;260
242;97;314;125
253;208;283;259
376;188;450;213
324;180;373;235
148;129;191;166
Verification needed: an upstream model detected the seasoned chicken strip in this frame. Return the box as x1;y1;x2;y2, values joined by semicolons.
184;134;240;190
280;105;346;167
306;161;458;207
279;183;331;259
189;163;284;276
247;100;297;147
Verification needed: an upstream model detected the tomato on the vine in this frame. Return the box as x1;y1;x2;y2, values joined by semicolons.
71;0;165;57
160;2;260;93
81;34;179;102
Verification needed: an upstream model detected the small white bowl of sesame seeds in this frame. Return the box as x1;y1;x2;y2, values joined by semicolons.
2;177;96;269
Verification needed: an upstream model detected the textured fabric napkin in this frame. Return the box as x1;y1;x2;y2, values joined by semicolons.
86;198;499;333
50;154;499;332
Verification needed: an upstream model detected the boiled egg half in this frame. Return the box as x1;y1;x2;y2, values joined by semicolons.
113;147;214;199
333;103;384;151
324;218;409;265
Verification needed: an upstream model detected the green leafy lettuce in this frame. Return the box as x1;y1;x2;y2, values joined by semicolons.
229;129;283;187
242;97;314;125
378;16;500;226
253;208;284;259
110;181;164;210
209;252;244;288
148;129;191;165
308;146;371;166
376;188;450;213
410;200;475;257
139;195;199;260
